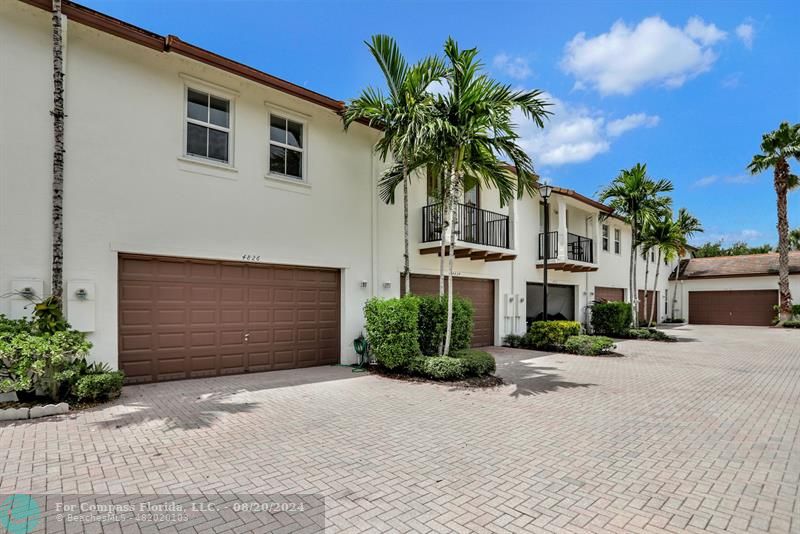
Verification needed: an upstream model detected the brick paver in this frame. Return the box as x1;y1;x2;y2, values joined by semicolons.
1;325;798;532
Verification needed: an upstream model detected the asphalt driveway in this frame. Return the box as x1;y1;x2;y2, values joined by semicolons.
1;325;798;533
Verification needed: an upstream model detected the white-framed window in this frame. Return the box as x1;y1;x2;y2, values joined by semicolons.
184;87;232;164
614;228;621;254
602;224;609;251
268;112;305;180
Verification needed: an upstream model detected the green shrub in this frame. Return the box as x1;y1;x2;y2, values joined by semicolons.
502;334;524;348
406;356;428;375
524;321;582;349
792;304;800;319
422;356;465;380
783;320;800;329
625;327;676;342
453;349;495;376
73;371;124;401
364;297;421;369
591;301;633;336
564;335;616;356
416;295;473;356
0;326;92;401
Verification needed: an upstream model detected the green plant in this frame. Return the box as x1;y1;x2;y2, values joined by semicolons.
503;334;523;348
663;317;684;324
591;302;633;336
524;321;581;349
0;328;92;400
564;335;616;356
73;371;124;401
422;356;465;380
32;296;69;334
792;304;800;319
364;296;421;369
625;327;676;342
453;350;495;376
417;295;473;356
782;320;800;329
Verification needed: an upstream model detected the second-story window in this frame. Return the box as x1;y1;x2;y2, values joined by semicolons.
186;88;231;163
269;114;304;180
602;224;609;251
614;228;621;254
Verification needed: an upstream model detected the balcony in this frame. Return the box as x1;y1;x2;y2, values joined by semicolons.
420;202;516;262
537;231;597;272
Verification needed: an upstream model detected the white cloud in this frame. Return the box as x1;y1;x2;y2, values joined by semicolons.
492;53;532;80
691;175;719;188
736;23;755;49
684;16;727;45
606;113;660;137
705;229;763;244
561;16;725;95
426;79;449;96
722;72;742;89
514;93;659;166
691;173;760;188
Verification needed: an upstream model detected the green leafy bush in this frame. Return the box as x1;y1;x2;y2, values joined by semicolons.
421;356;465;380
792;305;800;319
0;324;92;400
524;321;582;349
73;372;124;401
783;320;800;329
364;297;421;369
502;334;523;348
564;335;616;356
453;350;495;376
591;301;633;336
32;296;70;334
625;327;676;342
416;295;473;356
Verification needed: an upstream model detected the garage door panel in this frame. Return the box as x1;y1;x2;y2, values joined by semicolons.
119;254;340;383
689;290;776;326
595;286;624;302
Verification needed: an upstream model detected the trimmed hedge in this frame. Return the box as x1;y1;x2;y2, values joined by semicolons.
524;321;582;350
417;295;473;356
364;297;421;369
783;320;800;329
73;372;124;401
454;349;495;376
625;327;676;342
591;301;633;336
422;356;465;380
502;334;524;348
564;335;615;356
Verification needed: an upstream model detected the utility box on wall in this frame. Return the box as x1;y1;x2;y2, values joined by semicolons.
9;279;43;319
67;280;96;332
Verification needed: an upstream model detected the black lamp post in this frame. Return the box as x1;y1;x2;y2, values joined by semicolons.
540;184;553;322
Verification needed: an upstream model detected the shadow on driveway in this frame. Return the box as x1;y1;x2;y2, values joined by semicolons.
93;364;367;431
489;347;596;398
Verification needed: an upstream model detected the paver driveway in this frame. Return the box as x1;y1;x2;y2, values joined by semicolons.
1;325;798;533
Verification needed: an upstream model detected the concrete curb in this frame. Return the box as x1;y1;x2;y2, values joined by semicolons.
0;402;70;421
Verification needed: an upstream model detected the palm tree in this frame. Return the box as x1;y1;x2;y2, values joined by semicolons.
51;0;66;308
790;228;800;251
342;35;446;296
599;164;673;326
431;38;550;355
669;208;703;319
645;216;682;326
747;122;800;323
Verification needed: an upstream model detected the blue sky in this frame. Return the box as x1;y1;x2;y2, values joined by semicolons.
85;0;799;246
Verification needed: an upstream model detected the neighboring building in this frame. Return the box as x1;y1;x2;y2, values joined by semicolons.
670;253;800;326
1;0;677;384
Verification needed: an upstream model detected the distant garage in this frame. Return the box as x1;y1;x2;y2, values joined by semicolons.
671;252;800;327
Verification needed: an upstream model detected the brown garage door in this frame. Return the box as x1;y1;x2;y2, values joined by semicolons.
403;274;495;347
118;254;340;383
637;289;659;324
595;286;624;302
688;290;777;326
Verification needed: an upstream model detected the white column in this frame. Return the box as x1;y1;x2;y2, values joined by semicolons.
557;198;567;262
593;212;601;265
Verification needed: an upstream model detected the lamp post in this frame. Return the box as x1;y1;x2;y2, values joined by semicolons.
540;184;553;322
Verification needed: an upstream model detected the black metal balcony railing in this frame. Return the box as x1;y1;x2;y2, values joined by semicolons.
538;231;558;260
422;202;510;249
538;231;595;263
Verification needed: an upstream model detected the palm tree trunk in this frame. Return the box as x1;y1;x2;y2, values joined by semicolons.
402;163;410;296
629;226;637;327
51;0;65;308
443;169;460;356
642;251;650;327
649;249;662;326
439;170;449;297
775;159;793;322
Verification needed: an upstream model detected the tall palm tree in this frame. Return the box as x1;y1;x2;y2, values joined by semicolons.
669;208;703;319
51;0;66;308
430;38;550;355
342;35;446;296
645;215;682;326
747;122;800;323
599;164;673;326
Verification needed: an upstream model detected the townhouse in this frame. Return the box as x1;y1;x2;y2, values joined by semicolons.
1;0;676;384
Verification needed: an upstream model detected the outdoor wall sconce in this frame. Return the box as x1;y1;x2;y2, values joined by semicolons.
18;287;35;299
383;281;392;289
360;280;368;288
75;288;89;300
